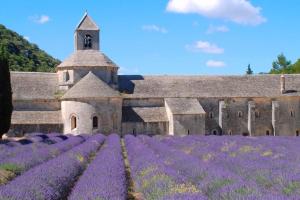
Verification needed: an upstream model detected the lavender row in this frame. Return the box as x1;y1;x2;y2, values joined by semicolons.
0;134;69;162
0;135;85;178
124;135;206;200
0;136;67;163
68;134;126;200
1;133;64;148
138;136;262;199
0;134;105;200
153;136;300;199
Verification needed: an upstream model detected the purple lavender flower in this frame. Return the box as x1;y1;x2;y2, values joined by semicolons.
0;134;105;200
68;134;126;200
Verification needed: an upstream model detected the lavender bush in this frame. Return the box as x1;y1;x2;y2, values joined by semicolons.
0;134;105;200
68;134;126;200
0;135;85;178
154;135;300;199
125;135;206;200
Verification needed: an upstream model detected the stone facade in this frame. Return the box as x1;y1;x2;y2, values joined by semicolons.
8;13;300;137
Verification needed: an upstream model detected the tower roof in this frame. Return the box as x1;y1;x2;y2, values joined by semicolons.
57;50;118;69
62;71;120;100
76;12;99;31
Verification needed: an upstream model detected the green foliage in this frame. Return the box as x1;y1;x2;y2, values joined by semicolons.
269;53;296;74
282;181;300;196
246;64;253;75
0;163;23;175
0;52;13;136
0;24;60;72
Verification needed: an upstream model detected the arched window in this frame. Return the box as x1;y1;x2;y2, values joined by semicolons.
290;110;295;117
212;130;218;135
92;116;98;129
226;113;230;118
111;72;114;84
209;112;214;119
71;115;77;130
243;132;249;137
132;129;136;136
187;130;190;135
84;34;92;48
238;111;243;118
63;71;70;82
296;130;300;137
255;111;260;118
266;130;270;136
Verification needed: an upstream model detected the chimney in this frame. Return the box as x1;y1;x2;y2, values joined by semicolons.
280;74;285;94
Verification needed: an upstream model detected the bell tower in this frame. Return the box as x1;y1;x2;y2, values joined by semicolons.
74;12;100;51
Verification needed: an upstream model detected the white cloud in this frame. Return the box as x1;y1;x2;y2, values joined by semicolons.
186;41;224;54
30;15;50;24
206;25;229;34
166;0;266;25
142;25;168;34
206;60;226;67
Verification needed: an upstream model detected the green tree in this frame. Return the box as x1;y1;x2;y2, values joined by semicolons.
0;47;13;138
0;24;60;72
270;53;292;74
246;64;253;75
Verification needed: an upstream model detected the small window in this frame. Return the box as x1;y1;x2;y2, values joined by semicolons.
266;130;270;136
92;116;98;129
63;71;70;82
238;111;243;118
187;130;190;135
209;112;214;119
290;110;295;117
242;132;249;137
226;113;230;118
84;34;92;48
71;115;77;130
296;130;300;137
111;72;114;84
212;130;218;135
255;111;260;118
132;129;136;136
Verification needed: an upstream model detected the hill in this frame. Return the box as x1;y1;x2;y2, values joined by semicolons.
0;24;60;72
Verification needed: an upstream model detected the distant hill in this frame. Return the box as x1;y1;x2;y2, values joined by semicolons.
0;24;60;72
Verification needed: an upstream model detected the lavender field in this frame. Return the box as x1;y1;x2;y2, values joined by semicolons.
0;134;299;200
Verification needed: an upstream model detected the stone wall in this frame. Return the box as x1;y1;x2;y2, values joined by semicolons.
121;122;168;136
8;124;63;137
275;97;300;136
171;114;205;136
61;98;122;135
58;67;117;90
123;98;164;107
13;100;60;111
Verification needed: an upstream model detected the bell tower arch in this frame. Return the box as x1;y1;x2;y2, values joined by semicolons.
74;12;100;51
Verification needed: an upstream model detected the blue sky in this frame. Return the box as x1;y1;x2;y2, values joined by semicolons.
0;0;299;75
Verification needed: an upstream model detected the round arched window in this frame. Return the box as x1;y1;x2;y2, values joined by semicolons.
71;115;77;130
84;34;92;48
92;116;98;129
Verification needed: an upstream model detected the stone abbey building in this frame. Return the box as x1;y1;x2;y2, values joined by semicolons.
9;13;300;136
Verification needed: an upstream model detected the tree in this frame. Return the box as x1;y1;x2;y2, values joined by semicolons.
270;53;292;74
246;64;253;75
0;47;13;138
